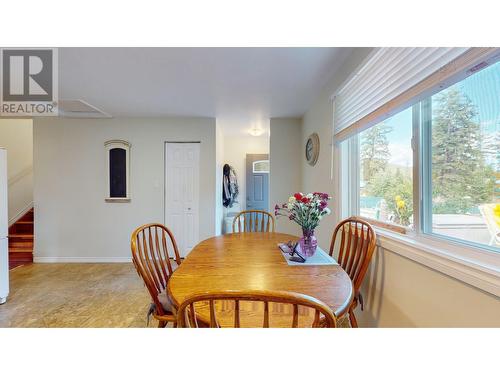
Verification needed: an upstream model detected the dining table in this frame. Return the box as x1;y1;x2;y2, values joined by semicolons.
167;232;354;327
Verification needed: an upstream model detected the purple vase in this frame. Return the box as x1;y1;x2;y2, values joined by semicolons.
299;229;317;258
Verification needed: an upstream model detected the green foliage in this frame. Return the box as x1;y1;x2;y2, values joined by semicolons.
361;121;413;225
361;122;392;184
369;168;413;226
360;87;496;225
431;88;496;214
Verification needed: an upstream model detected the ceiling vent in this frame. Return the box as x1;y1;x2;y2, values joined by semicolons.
58;100;111;118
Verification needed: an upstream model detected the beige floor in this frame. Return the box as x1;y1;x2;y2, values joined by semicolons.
1;263;351;328
0;263;155;328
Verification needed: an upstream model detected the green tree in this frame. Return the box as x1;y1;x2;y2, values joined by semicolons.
360;122;392;185
370;168;413;226
432;88;496;213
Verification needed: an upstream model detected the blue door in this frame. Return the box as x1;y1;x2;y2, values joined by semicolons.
246;154;269;211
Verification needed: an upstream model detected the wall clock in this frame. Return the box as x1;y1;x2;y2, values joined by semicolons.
305;133;320;166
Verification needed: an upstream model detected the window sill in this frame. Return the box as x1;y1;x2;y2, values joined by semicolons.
354;216;408;234
105;198;131;203
374;228;500;297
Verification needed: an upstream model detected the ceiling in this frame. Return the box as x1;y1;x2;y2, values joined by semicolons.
59;48;354;135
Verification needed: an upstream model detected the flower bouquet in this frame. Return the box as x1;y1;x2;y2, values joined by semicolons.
274;192;332;257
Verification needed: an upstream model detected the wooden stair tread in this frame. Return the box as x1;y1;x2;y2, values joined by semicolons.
9;242;33;249
9;239;33;243
9;234;34;239
9;239;33;244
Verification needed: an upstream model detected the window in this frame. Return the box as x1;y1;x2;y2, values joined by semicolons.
252;160;269;173
105;140;131;202
358;107;413;228
343;58;500;252
422;62;500;249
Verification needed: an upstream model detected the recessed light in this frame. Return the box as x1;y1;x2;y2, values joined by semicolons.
249;128;264;136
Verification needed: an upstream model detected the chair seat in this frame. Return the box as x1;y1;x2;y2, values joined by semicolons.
337;314;351;328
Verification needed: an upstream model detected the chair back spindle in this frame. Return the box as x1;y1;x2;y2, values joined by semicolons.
232;210;275;233
131;223;182;317
329;218;376;298
177;290;337;328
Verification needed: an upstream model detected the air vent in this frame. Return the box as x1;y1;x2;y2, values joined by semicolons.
58;100;111;118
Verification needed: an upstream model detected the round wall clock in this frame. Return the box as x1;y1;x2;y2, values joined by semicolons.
305;133;320;166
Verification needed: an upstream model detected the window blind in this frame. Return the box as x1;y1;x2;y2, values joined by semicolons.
332;47;483;142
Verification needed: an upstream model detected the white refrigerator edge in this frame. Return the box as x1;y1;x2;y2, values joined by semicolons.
0;148;9;304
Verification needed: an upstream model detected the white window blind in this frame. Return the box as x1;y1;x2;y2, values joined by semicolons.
333;47;470;140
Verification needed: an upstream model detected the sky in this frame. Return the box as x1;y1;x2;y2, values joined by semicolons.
372;61;500;168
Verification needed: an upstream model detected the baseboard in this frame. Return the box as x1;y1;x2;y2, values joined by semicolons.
9;202;34;227
33;257;132;263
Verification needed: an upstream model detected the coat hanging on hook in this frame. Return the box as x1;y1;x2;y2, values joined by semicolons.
222;164;239;208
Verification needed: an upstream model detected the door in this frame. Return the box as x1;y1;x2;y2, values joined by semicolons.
165;143;200;258
246;154;269;211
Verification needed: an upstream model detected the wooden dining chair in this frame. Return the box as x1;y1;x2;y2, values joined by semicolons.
131;223;182;327
232;210;275;233
329;217;376;328
176;290;337;328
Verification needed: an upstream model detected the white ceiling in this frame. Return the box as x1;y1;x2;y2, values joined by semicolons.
59;48;353;135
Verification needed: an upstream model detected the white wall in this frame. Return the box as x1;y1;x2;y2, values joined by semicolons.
222;133;269;213
301;48;500;327
302;48;373;248
359;248;500;327
270;118;302;235
33;117;216;261
215;122;224;235
0;119;33;224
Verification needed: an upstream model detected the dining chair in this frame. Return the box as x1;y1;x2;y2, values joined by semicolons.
329;217;376;328
176;290;337;328
232;210;275;233
131;223;182;327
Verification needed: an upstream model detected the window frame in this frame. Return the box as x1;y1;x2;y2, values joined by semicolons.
105;140;131;203
341;109;500;297
344;67;500;255
348;107;415;235
418;92;500;253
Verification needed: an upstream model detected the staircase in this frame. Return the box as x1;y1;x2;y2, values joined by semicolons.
8;208;34;270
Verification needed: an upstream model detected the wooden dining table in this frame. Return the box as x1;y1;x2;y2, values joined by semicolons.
167;232;354;327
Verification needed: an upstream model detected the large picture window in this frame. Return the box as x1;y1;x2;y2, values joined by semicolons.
344;58;500;252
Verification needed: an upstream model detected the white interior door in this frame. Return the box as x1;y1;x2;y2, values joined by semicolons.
165;143;200;257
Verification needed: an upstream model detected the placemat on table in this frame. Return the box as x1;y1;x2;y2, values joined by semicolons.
278;244;338;266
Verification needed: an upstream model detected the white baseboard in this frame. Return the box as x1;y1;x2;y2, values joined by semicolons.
9;202;33;227
34;257;132;263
